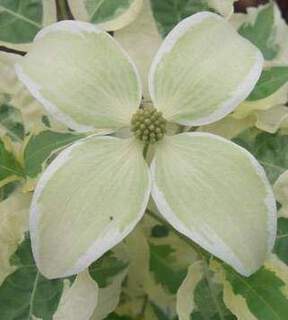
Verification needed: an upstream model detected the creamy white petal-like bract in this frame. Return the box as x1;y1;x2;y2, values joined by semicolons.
151;133;276;276
16;20;142;132
149;12;263;126
30;136;151;279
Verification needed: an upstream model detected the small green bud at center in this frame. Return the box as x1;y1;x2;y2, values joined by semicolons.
131;107;167;144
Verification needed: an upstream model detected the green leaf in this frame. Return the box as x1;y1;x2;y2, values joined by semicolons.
0;139;24;183
150;0;213;37
24;130;85;177
68;0;142;31
191;265;236;320
233;129;288;183
89;251;128;288
0;235;64;320
149;243;187;294
247;67;288;101
274;217;288;265
90;266;127;320
238;3;279;60
0;103;24;141
85;0;133;24
223;264;288;320
166;257;236;319
0;0;43;43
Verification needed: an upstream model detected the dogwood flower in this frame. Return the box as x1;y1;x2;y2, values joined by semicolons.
16;12;277;280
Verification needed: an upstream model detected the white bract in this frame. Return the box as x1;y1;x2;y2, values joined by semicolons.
15;12;277;279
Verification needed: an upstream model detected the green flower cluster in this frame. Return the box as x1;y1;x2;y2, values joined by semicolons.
131;106;167;143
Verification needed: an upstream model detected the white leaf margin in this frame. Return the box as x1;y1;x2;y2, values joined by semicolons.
67;0;143;31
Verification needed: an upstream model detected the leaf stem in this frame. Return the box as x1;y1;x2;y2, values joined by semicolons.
28;271;40;319
143;143;149;158
0;46;26;56
203;259;226;320
56;0;74;20
139;294;148;318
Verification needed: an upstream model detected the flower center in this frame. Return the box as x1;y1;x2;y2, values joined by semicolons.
131;106;167;144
